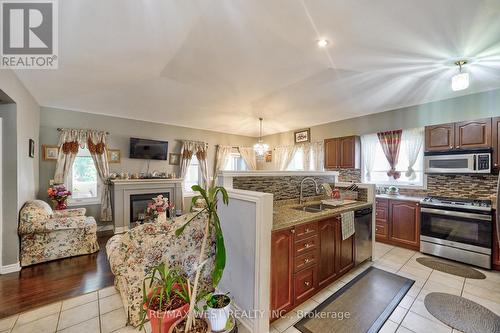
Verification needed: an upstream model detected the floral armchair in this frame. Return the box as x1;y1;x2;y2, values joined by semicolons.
18;200;99;266
106;212;215;326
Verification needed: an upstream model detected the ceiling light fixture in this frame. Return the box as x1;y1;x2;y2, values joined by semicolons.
253;117;269;157
451;60;469;91
317;39;329;48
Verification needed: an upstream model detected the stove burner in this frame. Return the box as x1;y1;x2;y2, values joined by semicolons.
421;196;492;211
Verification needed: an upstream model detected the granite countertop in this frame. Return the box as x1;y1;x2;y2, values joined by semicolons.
273;200;373;231
375;193;425;202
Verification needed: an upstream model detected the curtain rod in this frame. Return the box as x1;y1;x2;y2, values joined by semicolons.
57;128;110;135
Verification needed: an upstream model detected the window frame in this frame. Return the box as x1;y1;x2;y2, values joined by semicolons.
67;148;101;206
183;155;202;193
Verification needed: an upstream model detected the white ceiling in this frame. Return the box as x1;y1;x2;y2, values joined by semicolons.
14;0;500;137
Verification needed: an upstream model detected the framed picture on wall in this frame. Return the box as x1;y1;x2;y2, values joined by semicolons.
169;153;181;165
107;149;121;163
29;139;35;158
43;145;59;161
265;150;272;163
294;128;310;144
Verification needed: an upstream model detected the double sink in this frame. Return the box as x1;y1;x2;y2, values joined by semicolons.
292;203;330;213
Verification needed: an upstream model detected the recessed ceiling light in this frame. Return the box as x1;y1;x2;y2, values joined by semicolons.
317;39;329;48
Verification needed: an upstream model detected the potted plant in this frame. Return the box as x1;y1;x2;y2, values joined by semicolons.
47;184;72;210
204;292;231;331
175;185;229;332
139;263;191;333
146;195;173;223
169;280;211;333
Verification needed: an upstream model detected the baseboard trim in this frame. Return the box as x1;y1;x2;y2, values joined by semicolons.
0;262;21;274
114;226;129;234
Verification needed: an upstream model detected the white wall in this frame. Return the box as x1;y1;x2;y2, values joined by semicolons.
0;70;40;268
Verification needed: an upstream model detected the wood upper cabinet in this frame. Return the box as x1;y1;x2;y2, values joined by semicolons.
376;198;420;250
389;200;420;249
324;136;360;169
455;119;491;149
317;219;337;288
270;228;294;317
492;117;500;168
425;118;492;152
425;123;455;151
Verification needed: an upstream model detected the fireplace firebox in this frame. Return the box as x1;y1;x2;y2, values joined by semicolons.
130;192;170;223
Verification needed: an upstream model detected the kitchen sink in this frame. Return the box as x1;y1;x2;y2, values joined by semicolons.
292;203;330;213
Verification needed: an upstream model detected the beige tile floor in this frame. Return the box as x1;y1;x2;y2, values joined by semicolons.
1;242;499;333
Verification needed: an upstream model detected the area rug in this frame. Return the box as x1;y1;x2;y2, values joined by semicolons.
416;257;486;279
294;267;414;333
424;292;500;333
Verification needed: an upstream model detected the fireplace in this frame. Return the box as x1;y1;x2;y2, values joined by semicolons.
130;192;170;223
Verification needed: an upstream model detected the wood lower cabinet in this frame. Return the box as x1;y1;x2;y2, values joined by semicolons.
324;136;360;169
425;118;492;152
493;117;500;169
493;213;500;271
271;217;355;320
270;228;294;318
375;198;420;251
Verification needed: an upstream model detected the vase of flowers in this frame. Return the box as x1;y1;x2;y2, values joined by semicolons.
47;185;72;210
147;195;174;223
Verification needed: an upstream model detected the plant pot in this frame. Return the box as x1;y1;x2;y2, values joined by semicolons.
145;285;190;333
206;294;231;332
157;211;167;223
168;316;211;333
52;200;67;210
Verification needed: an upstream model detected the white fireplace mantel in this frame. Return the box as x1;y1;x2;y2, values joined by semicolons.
110;179;183;233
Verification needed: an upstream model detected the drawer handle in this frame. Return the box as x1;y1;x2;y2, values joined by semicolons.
291;229;295;234
304;243;312;249
304;258;311;264
304;281;310;287
449;145;453;148
305;228;312;233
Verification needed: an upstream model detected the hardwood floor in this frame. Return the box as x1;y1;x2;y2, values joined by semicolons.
0;233;114;319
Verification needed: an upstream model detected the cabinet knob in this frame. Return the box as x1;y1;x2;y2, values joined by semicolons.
290;229;295;234
456;145;460;148
376;227;379;231
304;258;310;264
305;228;311;233
304;281;311;287
305;243;312;248
449;145;453;148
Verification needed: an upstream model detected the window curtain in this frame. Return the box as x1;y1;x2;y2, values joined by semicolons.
213;145;232;186
273;145;297;171
238;146;257;170
195;145;209;189
377;130;403;179
299;141;324;171
54;129;85;184
87;130;112;221
360;134;378;181
181;140;209;188
402;127;424;180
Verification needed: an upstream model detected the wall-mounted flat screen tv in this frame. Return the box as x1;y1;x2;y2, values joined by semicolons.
129;138;168;160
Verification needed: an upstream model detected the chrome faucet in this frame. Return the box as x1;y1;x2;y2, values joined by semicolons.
300;177;321;205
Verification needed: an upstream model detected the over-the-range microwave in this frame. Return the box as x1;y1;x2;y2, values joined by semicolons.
424;149;491;174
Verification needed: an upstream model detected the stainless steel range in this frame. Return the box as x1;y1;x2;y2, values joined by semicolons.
420;196;493;269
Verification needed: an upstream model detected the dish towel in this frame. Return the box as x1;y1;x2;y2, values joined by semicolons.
341;211;355;240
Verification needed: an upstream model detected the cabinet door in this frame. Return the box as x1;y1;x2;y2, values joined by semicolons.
270;228;294;317
317;219;337;288
492;117;500;169
324;138;339;169
389;200;420;250
425;124;455;151
335;218;355;275
339;137;355;168
294;266;317;304
493;214;500;271
455;119;492;149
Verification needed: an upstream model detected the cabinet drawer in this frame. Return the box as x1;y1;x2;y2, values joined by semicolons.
375;223;388;237
294;267;317;303
294;251;317;273
295;222;318;240
294;235;318;256
376;198;388;207
376;207;388;221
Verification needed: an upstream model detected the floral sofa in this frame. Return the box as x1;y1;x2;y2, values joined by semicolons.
18;200;99;266
106;212;215;326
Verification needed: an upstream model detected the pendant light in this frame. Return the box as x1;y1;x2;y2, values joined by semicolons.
451;60;469;91
253;117;269;156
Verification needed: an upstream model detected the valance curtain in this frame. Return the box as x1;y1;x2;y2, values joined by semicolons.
54;129;112;221
213;145;232;186
402;127;424;180
273;145;297;171
377;130;403;179
238;146;257;170
360;134;378;181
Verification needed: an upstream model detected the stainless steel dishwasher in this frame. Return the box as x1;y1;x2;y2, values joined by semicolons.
354;207;373;265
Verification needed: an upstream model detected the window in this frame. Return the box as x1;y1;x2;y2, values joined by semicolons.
224;150;248;171
287;148;305;171
68;148;100;205
286;143;324;171
361;128;424;187
184;155;201;192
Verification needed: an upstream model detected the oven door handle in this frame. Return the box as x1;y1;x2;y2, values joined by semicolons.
421;207;492;221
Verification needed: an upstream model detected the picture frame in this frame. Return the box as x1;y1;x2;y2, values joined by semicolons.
107;149;121;163
43;145;59;161
265;150;272;163
169;153;181;165
294;128;310;144
29;139;35;158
